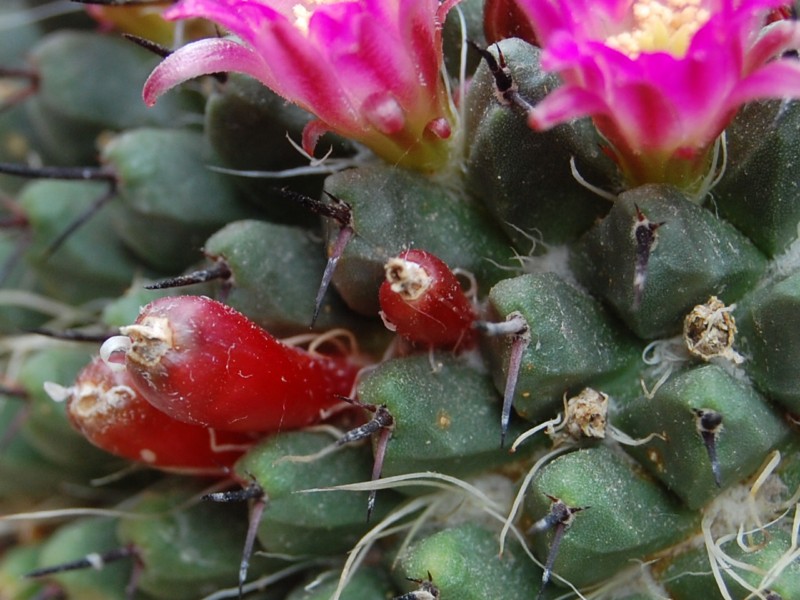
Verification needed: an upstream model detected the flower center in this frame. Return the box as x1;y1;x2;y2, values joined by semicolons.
291;0;347;34
605;0;711;58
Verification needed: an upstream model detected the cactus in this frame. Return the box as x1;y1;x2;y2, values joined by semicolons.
1;1;800;599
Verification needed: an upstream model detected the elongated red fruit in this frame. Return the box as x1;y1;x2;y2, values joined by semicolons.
49;356;251;475
104;296;358;432
378;249;477;350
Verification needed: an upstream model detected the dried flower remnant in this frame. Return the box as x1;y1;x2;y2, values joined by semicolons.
551;387;608;447
683;296;744;364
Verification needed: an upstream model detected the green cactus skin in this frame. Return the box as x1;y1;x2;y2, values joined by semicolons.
37;518;134;600
735;270;800;412
0;542;45;600
116;482;258;599
203;219;379;336
17;346;126;473
235;431;402;557
25;31;198;165
357;353;536;481
3;4;800;600
205;73;352;222
101;127;259;271
712;99;800;257
525;445;698;589
614;364;791;509
100;276;190;329
323;164;515;315
570;185;767;339
285;567;397;600
18;180;142;303
0;230;48;333
464;38;617;250
394;523;544;599
0;397;92;499
484;272;641;422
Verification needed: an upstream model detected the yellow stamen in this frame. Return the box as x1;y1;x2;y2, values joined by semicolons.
606;0;711;58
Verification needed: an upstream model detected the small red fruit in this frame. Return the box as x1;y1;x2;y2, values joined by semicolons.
50;356;251;475
378;249;477;350
103;296;359;432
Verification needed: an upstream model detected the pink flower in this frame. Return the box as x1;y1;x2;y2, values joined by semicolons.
509;0;800;192
143;0;460;172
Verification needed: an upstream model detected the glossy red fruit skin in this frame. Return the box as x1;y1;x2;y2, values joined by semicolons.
65;357;251;474
378;249;477;350
119;296;358;432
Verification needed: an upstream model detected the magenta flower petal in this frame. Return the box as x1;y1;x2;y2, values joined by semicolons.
145;0;457;172
511;0;800;191
731;60;800;105
745;20;800;71
142;38;271;106
528;84;609;129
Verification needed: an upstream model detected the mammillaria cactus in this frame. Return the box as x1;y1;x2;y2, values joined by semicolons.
1;0;800;598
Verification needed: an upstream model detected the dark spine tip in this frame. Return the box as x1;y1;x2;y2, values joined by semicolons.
277;188;353;226
122;34;173;59
630;206;663;311
25;328;116;343
145;260;232;290
693;409;723;487
311;224;354;328
367;425;393;523
25;545;136;578
0;163;116;183
479;312;530;447
238;495;267;599
467;41;513;90
203;482;264;503
42;183;118;259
